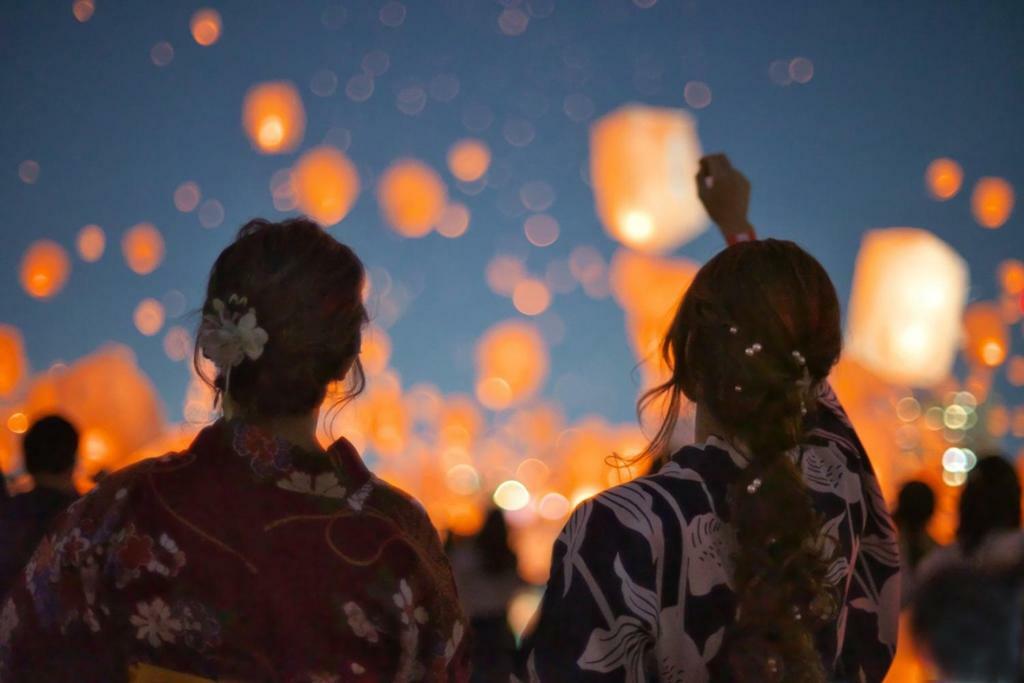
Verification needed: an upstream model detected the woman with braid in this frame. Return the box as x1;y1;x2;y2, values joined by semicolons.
519;155;899;682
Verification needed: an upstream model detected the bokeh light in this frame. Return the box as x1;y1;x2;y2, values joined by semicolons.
512;279;552;316
121;223;165;276
197;199;225;229
242;81;306;154
190;9;222;47
133;299;165;337
377;159;447;237
493;480;530;510
72;0;94;23
447;139;491;182
174;181;201;212
486;255;527;296
18;160;39;184
475;320;549;410
20;240;71;299
163;326;192;362
789;57;814;83
925;158;963;200
971;176;1015;228
683;81;712;109
998;259;1024;295
292;146;361;227
150;41;174;67
524;214;559;247
436;202;471;238
590;105;707;253
76;224;105;263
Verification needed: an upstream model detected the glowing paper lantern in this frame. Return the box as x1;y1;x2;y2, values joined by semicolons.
76;224;105;262
590;105;707;253
0;326;26;398
963;302;1008;368
475;320;548;410
971;177;1015;228
925;158;963;200
242;82;306;154
20;240;71;299
447;139;491;182
291;146;360;227
377;159;447;237
121;223;165;275
845;228;969;387
190;8;222;46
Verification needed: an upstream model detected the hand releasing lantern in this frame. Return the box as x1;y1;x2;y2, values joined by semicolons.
590;105;708;253
845;228;969;387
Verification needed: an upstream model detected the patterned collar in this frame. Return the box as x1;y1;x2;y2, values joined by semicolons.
188;419;370;488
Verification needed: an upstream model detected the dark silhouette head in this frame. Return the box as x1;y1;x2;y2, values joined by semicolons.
22;415;79;476
895;480;936;532
912;562;1023;682
957;455;1021;556
195;217;368;418
476;508;518;576
641;239;843;682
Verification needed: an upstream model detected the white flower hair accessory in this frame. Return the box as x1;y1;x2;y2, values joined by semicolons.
197;294;269;393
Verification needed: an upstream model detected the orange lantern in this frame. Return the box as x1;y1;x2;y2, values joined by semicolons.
971;177;1015;229
20;240;71;299
377;159;447;237
292;146;360;227
0;326;26;398
190;8;222;46
590;105;707;253
924;158;963;201
447;139;491;182
121;223;165;275
845;228;968;387
475;320;549;410
76;225;106;262
242;81;306;154
963;302;1009;368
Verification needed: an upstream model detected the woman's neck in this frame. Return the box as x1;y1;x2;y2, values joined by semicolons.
223;398;323;453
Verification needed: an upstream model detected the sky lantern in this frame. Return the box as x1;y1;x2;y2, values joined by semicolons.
447;138;491;182
76;224;105;262
121;223;165;275
845;228;969;387
475;320;549;411
590;105;707;253
190;8;222;46
924;158;963;200
377;159;447;237
963;302;1009;368
291;146;360;227
360;325;392;375
0;326;26;398
610;249;698;383
971;177;1015;228
20;240;71;299
242;81;306;154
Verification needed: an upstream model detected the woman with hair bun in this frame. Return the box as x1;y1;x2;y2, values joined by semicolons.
1;219;469;682
519;156;900;682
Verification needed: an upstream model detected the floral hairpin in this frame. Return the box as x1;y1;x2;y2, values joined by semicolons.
197;294;269;397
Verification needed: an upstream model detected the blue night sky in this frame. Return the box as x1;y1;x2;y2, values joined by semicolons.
1;1;1021;445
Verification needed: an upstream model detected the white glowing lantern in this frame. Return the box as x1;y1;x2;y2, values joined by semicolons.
590;105;708;253
845;228;969;387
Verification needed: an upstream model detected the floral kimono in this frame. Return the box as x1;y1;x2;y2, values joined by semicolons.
0;420;469;682
519;385;900;682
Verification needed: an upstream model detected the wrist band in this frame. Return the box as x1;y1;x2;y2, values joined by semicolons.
726;226;757;246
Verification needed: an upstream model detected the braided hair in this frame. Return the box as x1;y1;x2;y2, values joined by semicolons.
639;239;843;682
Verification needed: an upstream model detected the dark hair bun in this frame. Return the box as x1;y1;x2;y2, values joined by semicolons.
195;217;368;417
